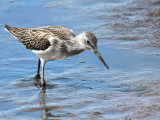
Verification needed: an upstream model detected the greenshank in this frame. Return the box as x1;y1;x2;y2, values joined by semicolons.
5;24;109;87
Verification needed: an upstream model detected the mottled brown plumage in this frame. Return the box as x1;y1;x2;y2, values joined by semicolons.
38;26;75;39
5;24;109;87
5;24;75;50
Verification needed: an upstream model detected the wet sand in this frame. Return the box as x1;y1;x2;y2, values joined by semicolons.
1;0;160;120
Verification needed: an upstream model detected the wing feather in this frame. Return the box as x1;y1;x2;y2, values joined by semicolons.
5;25;75;50
5;25;52;50
38;26;75;40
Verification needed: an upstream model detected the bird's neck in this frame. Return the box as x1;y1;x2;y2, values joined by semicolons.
61;36;85;56
73;34;86;50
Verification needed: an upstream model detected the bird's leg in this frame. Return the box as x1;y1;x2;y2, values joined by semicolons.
41;60;46;87
34;59;41;79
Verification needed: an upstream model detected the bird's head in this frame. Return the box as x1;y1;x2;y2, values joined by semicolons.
78;32;109;69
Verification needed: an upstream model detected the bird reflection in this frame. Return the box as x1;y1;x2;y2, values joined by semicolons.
34;81;72;119
36;85;61;120
35;85;53;120
39;88;48;120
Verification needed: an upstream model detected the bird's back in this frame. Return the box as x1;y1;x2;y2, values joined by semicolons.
38;26;75;39
5;24;75;51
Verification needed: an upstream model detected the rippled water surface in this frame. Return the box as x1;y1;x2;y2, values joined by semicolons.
1;0;160;120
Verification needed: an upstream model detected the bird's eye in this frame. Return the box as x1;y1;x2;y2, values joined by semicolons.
87;40;90;44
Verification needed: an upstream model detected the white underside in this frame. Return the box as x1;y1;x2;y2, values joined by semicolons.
32;46;68;63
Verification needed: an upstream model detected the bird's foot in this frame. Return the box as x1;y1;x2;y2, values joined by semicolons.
34;74;41;79
34;80;46;90
41;81;46;88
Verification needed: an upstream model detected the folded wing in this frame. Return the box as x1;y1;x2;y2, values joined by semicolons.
5;24;52;50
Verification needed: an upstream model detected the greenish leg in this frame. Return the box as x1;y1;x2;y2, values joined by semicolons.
41;60;46;87
34;59;41;79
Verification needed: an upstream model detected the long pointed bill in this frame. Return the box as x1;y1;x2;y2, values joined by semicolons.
93;49;109;69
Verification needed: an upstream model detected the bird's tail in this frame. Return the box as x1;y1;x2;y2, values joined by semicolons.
5;24;12;32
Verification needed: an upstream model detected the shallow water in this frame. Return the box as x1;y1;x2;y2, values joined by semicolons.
1;0;160;120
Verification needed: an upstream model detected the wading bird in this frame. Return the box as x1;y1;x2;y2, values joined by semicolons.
5;24;109;87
